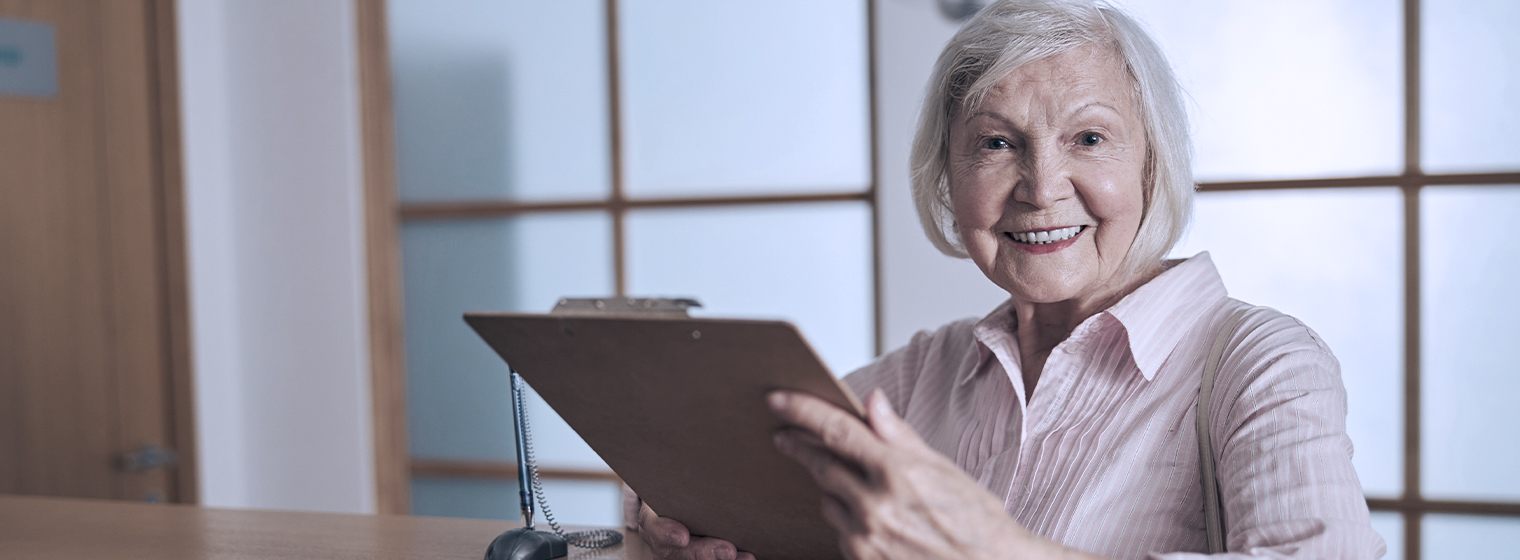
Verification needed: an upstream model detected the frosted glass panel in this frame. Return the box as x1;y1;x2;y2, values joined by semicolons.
626;203;874;376
1421;186;1520;501
1424;514;1520;560
1170;188;1403;496
1369;512;1403;560
411;478;622;525
1117;0;1401;180
1423;0;1520;173
620;0;871;196
411;478;518;520
389;0;610;202
402;214;613;461
533;479;624;527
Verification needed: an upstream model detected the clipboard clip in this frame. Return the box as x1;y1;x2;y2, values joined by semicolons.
550;297;701;318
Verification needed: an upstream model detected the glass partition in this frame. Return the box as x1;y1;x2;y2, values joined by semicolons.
389;0;611;202
389;0;876;526
1421;186;1520;502
1171;188;1405;497
1423;514;1520;560
1118;0;1402;180
1422;0;1520;173
620;0;871;197
626;202;875;376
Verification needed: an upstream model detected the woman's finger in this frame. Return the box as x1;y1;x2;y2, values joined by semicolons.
681;536;739;560
638;502;689;549
774;428;871;500
769;391;888;467
637;502;747;560
863;389;923;448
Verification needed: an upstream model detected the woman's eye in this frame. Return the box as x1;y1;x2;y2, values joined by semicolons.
983;138;1010;150
1078;133;1103;146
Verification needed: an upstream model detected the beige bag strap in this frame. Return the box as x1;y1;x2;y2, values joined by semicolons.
1198;308;1247;554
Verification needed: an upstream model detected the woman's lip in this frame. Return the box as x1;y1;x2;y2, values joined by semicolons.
1003;226;1085;255
1012;225;1085;234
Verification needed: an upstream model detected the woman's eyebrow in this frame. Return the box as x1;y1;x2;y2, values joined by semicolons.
1068;101;1122;119
963;102;1121;128
961;110;1016;127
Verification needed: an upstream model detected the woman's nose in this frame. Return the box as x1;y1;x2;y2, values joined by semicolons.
1011;149;1074;208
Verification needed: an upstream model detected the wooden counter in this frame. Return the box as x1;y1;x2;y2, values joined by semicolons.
0;494;653;559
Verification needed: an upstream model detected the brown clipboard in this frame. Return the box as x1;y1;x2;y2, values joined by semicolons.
464;310;863;560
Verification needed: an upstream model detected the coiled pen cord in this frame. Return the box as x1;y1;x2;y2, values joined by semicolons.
516;386;624;549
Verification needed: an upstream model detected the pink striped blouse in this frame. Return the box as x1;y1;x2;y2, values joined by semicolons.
844;253;1385;559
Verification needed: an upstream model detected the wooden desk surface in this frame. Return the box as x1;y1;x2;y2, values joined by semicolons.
0;494;654;560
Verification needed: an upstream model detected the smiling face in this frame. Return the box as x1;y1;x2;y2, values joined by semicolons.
948;44;1149;307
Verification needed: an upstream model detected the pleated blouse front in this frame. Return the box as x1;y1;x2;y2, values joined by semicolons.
844;252;1385;559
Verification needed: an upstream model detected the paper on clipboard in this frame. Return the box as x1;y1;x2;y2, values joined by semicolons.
465;301;862;560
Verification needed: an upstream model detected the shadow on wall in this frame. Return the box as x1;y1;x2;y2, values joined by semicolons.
392;50;516;200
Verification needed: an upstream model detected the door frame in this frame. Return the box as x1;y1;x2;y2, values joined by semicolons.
355;0;411;515
149;0;198;506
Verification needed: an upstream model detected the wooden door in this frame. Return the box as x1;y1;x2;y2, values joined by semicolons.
0;0;194;503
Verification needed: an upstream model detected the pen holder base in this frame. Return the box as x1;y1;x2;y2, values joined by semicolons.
484;527;568;560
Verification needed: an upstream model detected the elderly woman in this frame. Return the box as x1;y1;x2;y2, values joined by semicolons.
636;0;1384;558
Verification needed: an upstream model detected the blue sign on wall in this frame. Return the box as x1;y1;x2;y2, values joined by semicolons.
0;17;58;99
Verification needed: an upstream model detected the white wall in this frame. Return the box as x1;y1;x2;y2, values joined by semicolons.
178;0;376;513
875;0;1009;351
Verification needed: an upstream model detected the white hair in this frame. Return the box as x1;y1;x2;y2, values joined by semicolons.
910;0;1193;276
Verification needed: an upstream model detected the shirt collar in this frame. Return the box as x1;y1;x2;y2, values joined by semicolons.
969;298;1021;385
1105;252;1229;380
966;252;1228;384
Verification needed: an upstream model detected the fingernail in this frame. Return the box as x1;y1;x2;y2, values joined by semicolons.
871;389;892;415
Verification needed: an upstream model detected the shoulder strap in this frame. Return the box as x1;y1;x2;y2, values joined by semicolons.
1198;308;1248;554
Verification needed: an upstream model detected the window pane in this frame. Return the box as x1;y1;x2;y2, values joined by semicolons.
1421;186;1520;501
1423;514;1520;560
626;202;874;376
1117;0;1402;180
1169;188;1404;497
620;0;871;197
401;214;612;461
410;477;621;525
1369;511;1403;560
411;478;518;520
532;479;624;527
1422;0;1520;173
388;0;610;202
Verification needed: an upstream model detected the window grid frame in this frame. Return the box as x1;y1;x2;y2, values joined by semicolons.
371;0;1520;555
1195;1;1520;556
387;0;885;517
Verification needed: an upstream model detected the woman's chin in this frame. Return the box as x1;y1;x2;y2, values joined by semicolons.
997;278;1089;306
985;260;1093;303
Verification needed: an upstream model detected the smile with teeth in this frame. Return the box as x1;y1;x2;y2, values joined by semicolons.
1007;226;1085;244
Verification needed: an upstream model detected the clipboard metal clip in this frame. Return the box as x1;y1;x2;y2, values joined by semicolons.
550;297;701;318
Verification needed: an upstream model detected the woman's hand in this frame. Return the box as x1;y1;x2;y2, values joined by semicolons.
635;501;755;560
768;389;1100;560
